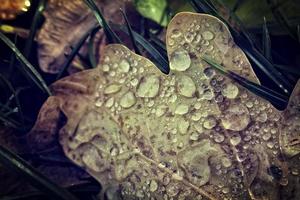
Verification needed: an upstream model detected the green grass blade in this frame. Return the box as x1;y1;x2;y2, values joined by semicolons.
232;0;246;12
0;145;80;200
202;56;288;106
0;74;24;128
274;64;300;76
87;27;99;68
0;182;100;200
262;17;272;61
23;0;46;58
0;32;51;95
297;24;300;43
241;46;292;94
115;25;169;74
120;8;141;54
0;113;22;130
56;26;98;79
84;0;121;44
267;0;298;41
191;0;292;94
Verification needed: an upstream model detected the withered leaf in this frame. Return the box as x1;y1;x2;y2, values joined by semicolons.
37;0;124;74
29;13;300;200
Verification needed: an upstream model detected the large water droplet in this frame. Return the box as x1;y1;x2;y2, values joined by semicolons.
120;91;136;108
104;84;122;94
221;104;250;131
203;116;217;129
149;180;158;192
170;49;191;71
202;31;214;40
174;104;189;115
136;75;160;98
176;75;196;98
105;97;115;108
119;59;130;73
222;83;239;99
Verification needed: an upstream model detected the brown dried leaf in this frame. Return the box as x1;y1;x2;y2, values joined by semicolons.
29;13;300;200
37;0;124;74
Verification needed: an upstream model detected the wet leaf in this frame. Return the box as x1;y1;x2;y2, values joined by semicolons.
29;13;300;200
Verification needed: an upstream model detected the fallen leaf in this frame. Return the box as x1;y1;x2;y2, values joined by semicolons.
37;0;125;74
29;13;300;200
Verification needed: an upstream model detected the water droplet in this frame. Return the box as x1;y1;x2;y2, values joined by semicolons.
109;71;116;77
105;97;114;108
120;91;136;108
176;75;196;98
166;183;179;197
194;34;202;43
130;78;139;87
267;141;275;149
222;157;232;168
246;101;253;108
95;98;103;107
175;104;189;115
177;142;184;149
221;104;250;131
136;75;160;98
262;133;271;141
102;64;110;72
291;168;299;176
203;116;217;129
190;132;199;141
178;118;190;134
202;31;214;40
147;100;155;107
170;49;191;71
256;112;268;122
203;89;214;100
206;45;214;51
280;178;288;186
222;83;239;99
119;59;130;73
203;67;215;78
191;112;202;121
194;102;202;110
149;180;158;192
171;29;182;38
168;38;175;46
104;84;121;94
110;147;119;156
222;187;230;194
169;94;177;103
230;133;241;146
194;123;204;134
214;133;225;143
184;32;195;43
104;56;110;62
